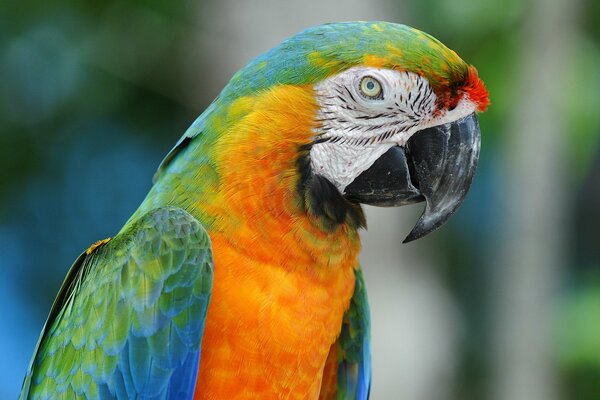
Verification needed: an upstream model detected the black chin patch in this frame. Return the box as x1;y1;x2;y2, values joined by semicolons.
306;174;366;230
297;147;365;231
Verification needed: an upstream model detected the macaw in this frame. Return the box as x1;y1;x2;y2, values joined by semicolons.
19;21;488;399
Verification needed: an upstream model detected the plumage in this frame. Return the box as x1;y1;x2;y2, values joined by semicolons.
20;207;213;399
320;268;371;400
21;21;488;400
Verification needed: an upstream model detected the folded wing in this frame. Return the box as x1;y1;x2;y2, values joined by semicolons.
20;207;213;399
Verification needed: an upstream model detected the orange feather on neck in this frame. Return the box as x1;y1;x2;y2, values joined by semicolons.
193;85;361;399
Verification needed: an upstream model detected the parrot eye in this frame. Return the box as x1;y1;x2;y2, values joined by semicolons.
358;76;383;100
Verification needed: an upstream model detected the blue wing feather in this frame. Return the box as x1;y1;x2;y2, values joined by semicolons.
20;207;213;399
321;267;371;400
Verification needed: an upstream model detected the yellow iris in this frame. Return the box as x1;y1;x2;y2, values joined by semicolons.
359;76;382;99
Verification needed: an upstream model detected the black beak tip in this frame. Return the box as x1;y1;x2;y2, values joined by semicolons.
402;229;422;244
401;207;454;243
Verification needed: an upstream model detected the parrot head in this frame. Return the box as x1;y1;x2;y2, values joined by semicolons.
156;22;489;242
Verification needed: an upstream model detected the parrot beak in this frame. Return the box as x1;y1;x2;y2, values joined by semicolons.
344;112;481;243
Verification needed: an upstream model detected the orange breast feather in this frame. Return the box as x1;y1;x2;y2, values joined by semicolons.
192;86;361;399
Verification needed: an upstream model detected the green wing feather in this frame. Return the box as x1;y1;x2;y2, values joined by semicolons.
19;206;213;399
324;267;372;400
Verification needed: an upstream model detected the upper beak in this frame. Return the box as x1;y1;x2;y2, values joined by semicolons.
344;112;481;243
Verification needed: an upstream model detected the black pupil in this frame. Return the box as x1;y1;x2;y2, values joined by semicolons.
366;81;375;90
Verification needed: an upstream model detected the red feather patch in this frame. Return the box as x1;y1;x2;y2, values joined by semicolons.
462;66;490;112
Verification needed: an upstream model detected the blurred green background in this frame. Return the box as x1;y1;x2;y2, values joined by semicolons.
1;0;599;399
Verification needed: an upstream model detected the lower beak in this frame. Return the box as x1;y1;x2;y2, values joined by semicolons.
344;112;481;243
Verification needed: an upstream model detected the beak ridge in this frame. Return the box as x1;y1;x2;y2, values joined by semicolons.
403;113;481;242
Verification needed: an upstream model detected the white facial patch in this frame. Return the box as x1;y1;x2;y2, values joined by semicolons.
310;141;396;193
309;66;477;193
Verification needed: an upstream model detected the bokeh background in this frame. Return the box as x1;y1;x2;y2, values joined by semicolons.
1;0;599;398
